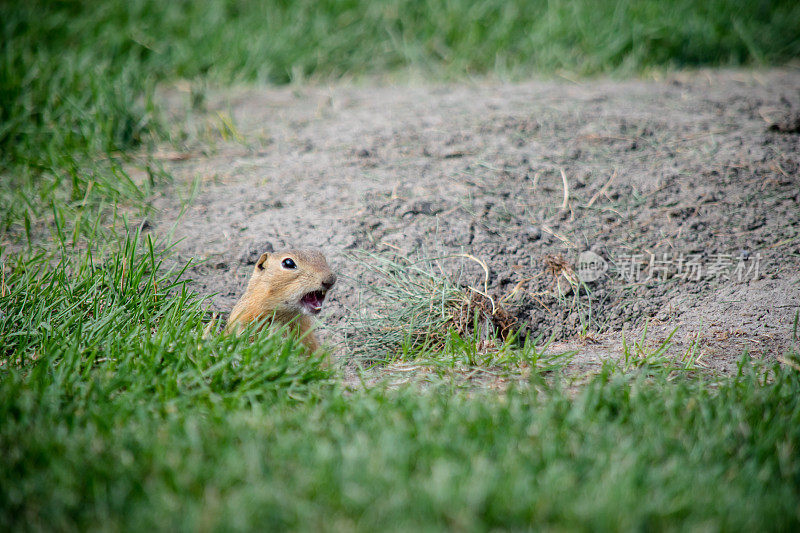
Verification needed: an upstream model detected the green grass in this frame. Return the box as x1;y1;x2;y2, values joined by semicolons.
2;231;800;530
2;1;800;529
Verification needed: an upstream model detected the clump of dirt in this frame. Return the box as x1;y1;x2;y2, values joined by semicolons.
457;290;518;341
146;69;800;374
768;111;800;133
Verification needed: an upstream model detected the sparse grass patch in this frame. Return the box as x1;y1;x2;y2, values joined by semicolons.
619;323;706;375
342;251;520;363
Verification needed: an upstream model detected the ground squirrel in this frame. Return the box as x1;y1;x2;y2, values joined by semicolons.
227;249;336;352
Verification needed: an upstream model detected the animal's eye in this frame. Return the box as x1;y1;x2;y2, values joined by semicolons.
281;258;297;269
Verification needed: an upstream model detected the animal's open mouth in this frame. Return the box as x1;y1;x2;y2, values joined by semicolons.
300;290;327;315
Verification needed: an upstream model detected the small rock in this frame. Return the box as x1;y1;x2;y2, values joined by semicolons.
555;277;573;297
403;200;442;217
767;111;800;134
521;225;542;242
361;217;381;230
590;243;605;255
239;241;275;264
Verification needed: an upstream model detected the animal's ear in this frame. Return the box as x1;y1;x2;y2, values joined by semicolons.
255;252;271;272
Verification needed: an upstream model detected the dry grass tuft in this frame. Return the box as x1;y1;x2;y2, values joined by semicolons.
342;251;518;361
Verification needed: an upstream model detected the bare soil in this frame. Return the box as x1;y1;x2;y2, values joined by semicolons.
145;69;800;376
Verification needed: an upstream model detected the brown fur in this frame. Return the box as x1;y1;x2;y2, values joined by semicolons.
227;249;336;352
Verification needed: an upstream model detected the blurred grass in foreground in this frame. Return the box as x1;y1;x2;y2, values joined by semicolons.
2;0;799;236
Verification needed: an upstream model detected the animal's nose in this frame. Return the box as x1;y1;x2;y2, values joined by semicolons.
322;273;337;290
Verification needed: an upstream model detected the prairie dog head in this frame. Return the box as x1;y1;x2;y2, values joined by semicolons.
249;249;336;316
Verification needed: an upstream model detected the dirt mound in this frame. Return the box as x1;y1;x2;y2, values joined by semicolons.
147;69;800;373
